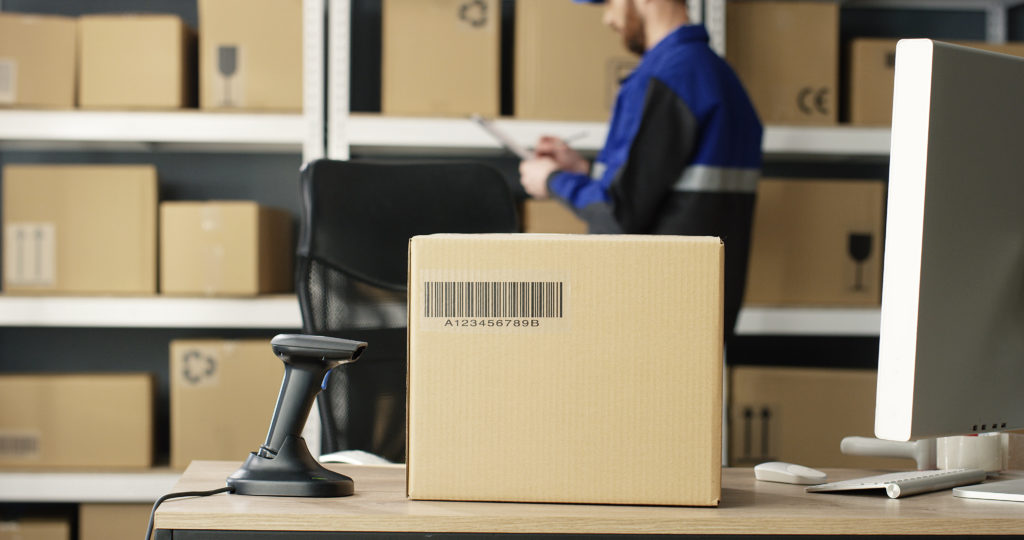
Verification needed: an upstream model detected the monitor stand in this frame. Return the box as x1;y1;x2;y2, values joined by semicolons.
840;436;936;470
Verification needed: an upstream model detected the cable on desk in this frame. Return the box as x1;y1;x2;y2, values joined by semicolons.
145;486;234;540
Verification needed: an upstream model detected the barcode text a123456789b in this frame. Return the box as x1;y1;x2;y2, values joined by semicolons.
423;281;564;319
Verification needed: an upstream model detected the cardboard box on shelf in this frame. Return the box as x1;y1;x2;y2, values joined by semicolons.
78;14;196;109
0;374;154;469
160;201;293;296
0;13;76;109
408;234;723;506
2;164;158;295
515;0;637;121
521;200;587;234
726;0;839;125
199;0;302;111
382;0;500;117
0;518;70;540
79;504;152;540
849;38;1024;126
729;366;914;469
744;178;885;307
170;339;283;470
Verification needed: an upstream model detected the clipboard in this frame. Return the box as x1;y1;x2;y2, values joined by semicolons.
470;115;532;160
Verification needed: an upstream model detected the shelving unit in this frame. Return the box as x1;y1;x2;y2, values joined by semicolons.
0;470;181;503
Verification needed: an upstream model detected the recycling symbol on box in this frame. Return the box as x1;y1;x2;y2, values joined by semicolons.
182;350;217;385
459;0;488;28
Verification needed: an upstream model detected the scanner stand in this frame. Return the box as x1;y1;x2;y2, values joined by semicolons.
227;334;367;498
228;434;354;497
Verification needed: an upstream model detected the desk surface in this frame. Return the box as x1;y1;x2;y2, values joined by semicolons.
156;461;1024;536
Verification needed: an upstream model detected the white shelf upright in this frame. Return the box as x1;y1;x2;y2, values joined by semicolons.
304;0;328;162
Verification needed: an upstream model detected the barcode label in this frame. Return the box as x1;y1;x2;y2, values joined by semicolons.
0;59;15;104
424;281;563;318
0;432;40;459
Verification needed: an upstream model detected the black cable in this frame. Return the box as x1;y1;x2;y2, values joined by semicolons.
145;486;234;540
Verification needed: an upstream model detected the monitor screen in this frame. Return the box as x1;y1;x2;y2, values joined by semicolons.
875;39;1024;443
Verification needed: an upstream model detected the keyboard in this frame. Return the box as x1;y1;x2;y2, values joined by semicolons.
805;468;988;499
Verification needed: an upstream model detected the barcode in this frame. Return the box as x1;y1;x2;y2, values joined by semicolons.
424;281;563;318
0;434;38;457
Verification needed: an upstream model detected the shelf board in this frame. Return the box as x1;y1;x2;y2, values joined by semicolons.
0;111;893;157
735;306;881;337
762;125;891;158
0;295;878;335
0;295;302;329
347;114;893;158
844;0;1024;10
0;469;181;503
0;110;305;153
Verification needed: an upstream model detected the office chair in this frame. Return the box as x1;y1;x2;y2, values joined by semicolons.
296;159;519;462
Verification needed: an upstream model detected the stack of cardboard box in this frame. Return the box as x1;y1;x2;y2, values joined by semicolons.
1;165;293;297
0;518;70;540
0;0;302;111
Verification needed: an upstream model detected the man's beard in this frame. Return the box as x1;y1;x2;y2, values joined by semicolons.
622;1;646;56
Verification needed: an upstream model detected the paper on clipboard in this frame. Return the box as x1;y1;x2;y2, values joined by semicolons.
470;115;533;160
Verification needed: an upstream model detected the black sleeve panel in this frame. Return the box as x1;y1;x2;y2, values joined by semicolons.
609;77;699;234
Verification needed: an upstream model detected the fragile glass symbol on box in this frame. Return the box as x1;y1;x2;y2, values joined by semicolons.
218;45;238;107
848;232;872;291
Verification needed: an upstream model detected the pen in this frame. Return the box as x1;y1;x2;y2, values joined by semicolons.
563;131;588;144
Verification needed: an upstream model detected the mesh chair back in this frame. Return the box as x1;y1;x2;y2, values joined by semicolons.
297;159;519;461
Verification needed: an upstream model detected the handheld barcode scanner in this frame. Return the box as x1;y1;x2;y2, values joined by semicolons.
227;334;366;497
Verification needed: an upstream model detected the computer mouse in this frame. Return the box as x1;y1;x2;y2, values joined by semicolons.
754;461;828;485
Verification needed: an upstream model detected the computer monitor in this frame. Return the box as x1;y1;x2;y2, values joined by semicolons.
874;39;1024;497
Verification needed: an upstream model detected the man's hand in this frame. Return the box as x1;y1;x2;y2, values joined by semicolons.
518;135;591;199
534;136;590;175
519;157;559;199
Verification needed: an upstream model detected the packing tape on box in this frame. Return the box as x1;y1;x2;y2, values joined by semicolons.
0;59;16;104
200;205;225;295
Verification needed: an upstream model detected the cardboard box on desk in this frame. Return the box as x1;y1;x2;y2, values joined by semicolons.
79;504;152;540
729;366;914;470
170;339;283;470
0;374;154;469
849;38;1024;126
160;201;293;296
726;0;838;125
199;0;302;111
2;164;158;295
78;14;196;109
407;234;723;506
0;518;70;540
0;13;76;108
515;0;637;121
744;178;885;307
382;0;500;117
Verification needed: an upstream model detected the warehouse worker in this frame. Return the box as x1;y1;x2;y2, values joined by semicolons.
519;0;762;339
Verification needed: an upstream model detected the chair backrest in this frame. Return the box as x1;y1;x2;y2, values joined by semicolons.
296;159;519;461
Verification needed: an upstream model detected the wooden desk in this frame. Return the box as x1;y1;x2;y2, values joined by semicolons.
155;461;1024;539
